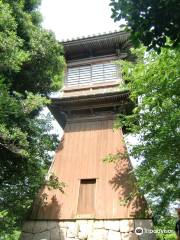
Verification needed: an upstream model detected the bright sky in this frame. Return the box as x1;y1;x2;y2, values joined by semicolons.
40;0;120;41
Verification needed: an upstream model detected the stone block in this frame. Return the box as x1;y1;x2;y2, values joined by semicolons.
59;221;68;228
66;238;79;240
78;231;88;240
50;227;60;240
20;232;33;240
60;227;67;239
87;220;94;227
121;232;138;240
66;222;79;238
94;220;104;229
78;219;94;236
104;220;120;231
33;230;50;240
134;219;153;230
138;233;156;240
47;221;59;230
88;229;108;240
77;220;88;225
33;221;48;233
119;220;134;233
108;230;121;240
134;219;155;240
22;221;35;233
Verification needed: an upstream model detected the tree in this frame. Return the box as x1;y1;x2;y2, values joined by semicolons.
0;0;65;238
115;43;180;224
110;0;180;51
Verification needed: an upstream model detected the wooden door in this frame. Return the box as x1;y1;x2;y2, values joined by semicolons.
77;179;96;215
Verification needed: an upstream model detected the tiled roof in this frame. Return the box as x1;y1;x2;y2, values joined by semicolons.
60;29;126;43
60;30;130;60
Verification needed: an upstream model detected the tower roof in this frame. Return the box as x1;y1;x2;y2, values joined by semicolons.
61;30;130;61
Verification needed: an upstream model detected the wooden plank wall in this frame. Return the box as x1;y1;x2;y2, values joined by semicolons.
29;119;147;220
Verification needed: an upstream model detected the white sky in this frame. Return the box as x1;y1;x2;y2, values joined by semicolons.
40;0;120;41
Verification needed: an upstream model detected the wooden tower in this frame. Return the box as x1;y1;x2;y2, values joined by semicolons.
21;31;155;240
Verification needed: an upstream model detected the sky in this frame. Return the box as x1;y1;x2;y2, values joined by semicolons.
40;0;120;41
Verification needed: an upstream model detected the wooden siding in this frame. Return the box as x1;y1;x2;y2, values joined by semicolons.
29;119;147;220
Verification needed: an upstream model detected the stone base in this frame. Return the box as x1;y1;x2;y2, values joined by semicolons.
20;219;156;240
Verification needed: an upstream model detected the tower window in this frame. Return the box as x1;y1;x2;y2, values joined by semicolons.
77;179;96;215
66;62;119;86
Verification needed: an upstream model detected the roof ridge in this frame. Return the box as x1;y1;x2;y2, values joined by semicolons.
60;29;127;43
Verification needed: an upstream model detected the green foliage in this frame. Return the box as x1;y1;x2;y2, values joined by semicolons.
103;152;124;163
0;211;21;240
110;0;180;51
0;0;65;237
116;44;180;224
46;173;66;193
157;233;176;240
155;215;177;239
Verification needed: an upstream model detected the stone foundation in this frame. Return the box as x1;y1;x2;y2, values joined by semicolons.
21;219;155;240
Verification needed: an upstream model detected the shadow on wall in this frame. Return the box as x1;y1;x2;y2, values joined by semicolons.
27;136;65;220
28;189;62;220
109;156;149;218
20;220;67;240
